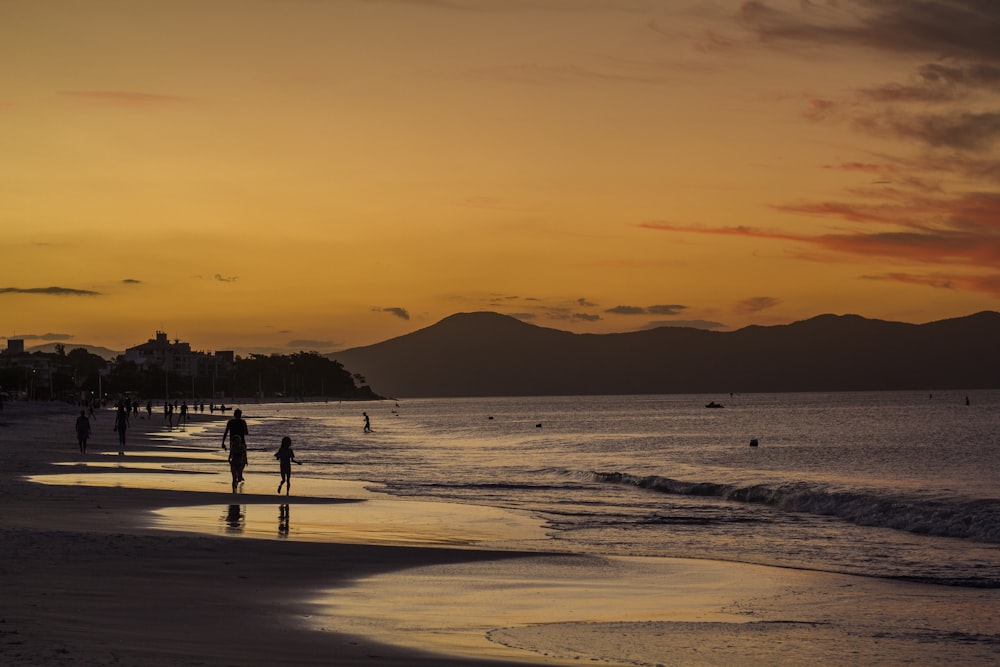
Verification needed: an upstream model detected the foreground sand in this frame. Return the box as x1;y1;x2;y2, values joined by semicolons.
2;401;998;666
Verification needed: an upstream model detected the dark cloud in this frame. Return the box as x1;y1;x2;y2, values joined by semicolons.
860;62;1000;103
509;312;537;322
0;286;101;296
214;274;238;283
738;1;1000;62
374;307;410;320
918;61;1000;86
854;110;1000;151
640;319;726;331
572;313;602;322
734;296;781;315
605;305;647;315
576;297;598;307
647;304;687;316
122;278;142;284
605;304;687;316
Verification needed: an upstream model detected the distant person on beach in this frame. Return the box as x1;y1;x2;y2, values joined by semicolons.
180;401;188;424
113;404;129;455
75;410;92;453
275;436;301;495
228;434;248;492
363;411;371;433
146;400;153;419
222;408;248;451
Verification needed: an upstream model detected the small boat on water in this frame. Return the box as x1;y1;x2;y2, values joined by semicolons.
705;401;724;409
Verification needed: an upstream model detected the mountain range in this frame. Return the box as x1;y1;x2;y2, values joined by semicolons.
330;311;1000;398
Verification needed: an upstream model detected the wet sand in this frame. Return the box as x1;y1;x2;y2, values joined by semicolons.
2;401;998;666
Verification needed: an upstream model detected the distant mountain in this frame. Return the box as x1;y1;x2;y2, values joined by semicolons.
27;343;122;360
330;311;1000;398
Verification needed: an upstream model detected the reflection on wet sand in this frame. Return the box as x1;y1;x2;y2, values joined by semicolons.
154;499;547;548
278;504;290;538
224;504;244;534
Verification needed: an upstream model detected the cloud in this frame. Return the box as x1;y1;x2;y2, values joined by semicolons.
374;307;410;320
734;296;781;314
640;189;1000;289
471;61;676;86
605;304;688;316
286;339;339;350
2;332;74;341
0;286;101;296
605;305;647;315
572;313;602;322
576;297;598;307
61;90;192;107
214;274;238;283
647;304;687;316
738;1;1000;62
854;110;1000;151
122;278;142;284
864;271;1000;296
741;3;1000;151
712;1;1000;302
823;162;885;174
640;319;726;331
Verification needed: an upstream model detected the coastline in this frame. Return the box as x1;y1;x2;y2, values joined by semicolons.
2;401;998;666
0;402;542;666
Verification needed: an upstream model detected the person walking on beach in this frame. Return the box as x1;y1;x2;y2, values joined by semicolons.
363;411;371;433
228;434;248;492
75;410;92;453
113;403;129;456
222;408;248;451
275;436;301;495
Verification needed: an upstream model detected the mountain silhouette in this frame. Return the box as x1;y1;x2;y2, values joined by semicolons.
331;311;1000;398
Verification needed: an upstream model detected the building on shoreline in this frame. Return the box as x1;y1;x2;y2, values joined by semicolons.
124;331;233;378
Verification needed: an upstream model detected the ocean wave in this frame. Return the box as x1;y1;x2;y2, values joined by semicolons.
586;471;1000;544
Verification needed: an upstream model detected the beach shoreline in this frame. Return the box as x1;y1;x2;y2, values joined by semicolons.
3;400;998;666
0;401;550;666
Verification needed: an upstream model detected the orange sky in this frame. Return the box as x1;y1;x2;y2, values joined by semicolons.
3;1;999;355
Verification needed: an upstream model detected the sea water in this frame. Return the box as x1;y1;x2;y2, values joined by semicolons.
234;390;1000;588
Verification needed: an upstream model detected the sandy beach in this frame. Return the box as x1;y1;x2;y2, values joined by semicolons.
0;402;543;666
2;401;998;666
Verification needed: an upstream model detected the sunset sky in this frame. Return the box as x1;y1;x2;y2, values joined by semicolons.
3;0;999;355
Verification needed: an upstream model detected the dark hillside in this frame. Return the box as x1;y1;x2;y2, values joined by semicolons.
332;311;1000;398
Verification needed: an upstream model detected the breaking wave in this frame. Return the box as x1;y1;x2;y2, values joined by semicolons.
587;471;1000;544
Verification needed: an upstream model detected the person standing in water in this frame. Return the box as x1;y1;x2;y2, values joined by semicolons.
222;408;248;451
363;411;371;433
75;410;92;453
228;434;248;493
275;436;301;495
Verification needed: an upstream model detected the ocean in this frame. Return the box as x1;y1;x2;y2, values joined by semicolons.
230;390;999;588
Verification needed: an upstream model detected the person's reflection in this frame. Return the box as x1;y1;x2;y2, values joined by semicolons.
225;504;245;534
278;504;290;538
